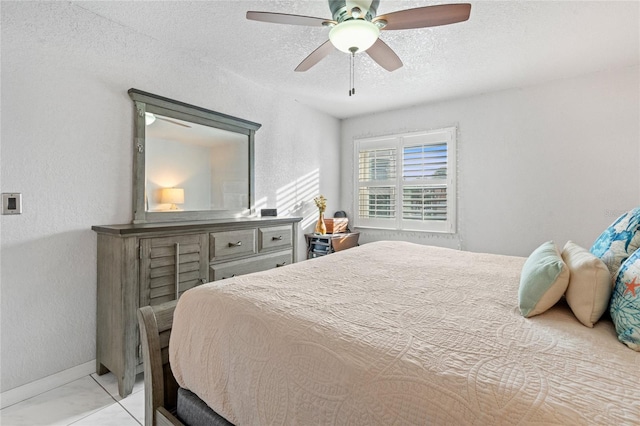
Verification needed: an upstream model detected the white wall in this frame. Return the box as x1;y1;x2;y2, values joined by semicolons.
0;2;340;392
341;66;640;257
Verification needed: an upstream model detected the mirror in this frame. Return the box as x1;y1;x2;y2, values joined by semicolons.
129;89;261;223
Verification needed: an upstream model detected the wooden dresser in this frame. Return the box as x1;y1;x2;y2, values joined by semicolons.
92;216;302;397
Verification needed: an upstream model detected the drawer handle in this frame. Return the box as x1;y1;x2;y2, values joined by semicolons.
174;243;180;300
228;241;242;247
276;261;287;267
222;274;236;280
272;236;283;241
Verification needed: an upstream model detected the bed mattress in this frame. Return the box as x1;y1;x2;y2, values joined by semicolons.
170;241;640;425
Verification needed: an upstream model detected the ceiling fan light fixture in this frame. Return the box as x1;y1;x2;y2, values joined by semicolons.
329;19;380;53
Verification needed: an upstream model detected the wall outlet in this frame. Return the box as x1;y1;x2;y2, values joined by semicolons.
2;193;22;215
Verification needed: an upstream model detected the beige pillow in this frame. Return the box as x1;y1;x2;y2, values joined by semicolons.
561;241;611;327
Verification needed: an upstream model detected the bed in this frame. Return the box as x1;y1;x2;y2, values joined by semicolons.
139;240;640;426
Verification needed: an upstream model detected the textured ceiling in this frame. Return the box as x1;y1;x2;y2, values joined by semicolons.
71;0;639;119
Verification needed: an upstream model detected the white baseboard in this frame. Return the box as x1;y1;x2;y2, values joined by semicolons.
0;360;96;409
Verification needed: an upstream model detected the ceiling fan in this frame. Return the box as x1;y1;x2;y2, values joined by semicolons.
246;0;471;73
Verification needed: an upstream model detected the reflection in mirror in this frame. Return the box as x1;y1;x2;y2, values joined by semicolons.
145;113;249;213
129;88;260;223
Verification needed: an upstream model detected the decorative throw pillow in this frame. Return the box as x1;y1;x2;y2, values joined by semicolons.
590;207;640;284
561;241;611;327
519;241;570;318
610;249;640;351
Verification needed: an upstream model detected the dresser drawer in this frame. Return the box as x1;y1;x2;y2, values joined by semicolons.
210;229;257;260
259;225;292;252
210;251;292;281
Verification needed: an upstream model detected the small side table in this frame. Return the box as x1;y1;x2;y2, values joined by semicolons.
305;232;360;259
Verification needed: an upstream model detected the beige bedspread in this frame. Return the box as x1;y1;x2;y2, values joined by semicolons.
170;241;640;425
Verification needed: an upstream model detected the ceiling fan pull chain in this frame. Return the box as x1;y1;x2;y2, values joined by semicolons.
349;47;357;96
348;50;353;96
352;51;356;95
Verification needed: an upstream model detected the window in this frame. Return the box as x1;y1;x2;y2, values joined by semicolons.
354;128;456;233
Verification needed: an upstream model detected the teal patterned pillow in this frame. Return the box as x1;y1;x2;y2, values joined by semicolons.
590;207;640;282
610;249;640;351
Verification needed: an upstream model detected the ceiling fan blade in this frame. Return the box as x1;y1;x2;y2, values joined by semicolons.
295;40;335;72
157;117;191;128
246;11;334;27
375;3;471;31
366;38;402;72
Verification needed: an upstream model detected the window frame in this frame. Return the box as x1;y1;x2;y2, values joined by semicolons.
353;127;457;234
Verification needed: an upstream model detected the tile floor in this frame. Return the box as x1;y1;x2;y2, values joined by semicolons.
0;372;145;426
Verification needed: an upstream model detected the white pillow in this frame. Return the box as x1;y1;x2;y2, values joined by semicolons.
561;241;611;327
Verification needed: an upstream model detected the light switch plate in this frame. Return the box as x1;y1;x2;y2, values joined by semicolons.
2;193;22;215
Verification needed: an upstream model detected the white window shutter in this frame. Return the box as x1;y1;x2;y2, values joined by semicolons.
354;128;456;233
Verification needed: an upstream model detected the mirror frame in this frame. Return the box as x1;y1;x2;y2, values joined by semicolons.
128;89;261;224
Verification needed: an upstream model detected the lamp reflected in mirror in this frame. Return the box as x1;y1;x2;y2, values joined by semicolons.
160;187;185;210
